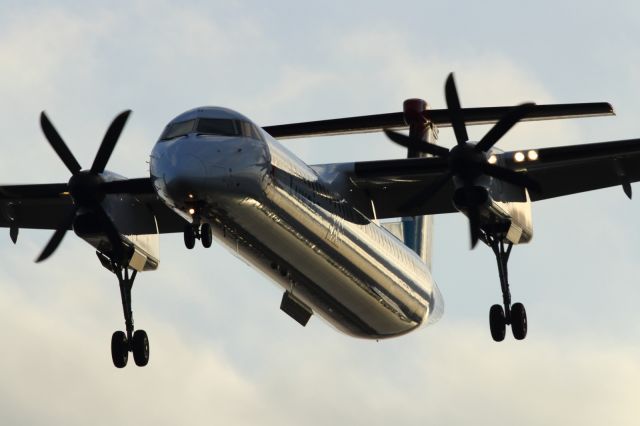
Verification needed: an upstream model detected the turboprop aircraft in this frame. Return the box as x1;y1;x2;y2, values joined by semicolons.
1;73;637;368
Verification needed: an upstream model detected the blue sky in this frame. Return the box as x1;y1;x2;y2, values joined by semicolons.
0;1;639;424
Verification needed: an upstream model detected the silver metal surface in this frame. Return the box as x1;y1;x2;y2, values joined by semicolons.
150;107;443;338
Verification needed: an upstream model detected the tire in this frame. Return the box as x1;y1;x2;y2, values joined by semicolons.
201;223;212;248
132;329;150;367
184;225;196;249
489;304;506;342
111;331;128;368
511;302;528;340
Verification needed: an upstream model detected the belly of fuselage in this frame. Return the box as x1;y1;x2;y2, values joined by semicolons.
203;182;437;338
150;134;441;338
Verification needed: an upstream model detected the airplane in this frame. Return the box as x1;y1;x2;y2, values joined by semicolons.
0;73;637;368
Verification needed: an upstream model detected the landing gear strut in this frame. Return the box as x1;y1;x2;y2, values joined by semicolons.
183;222;212;249
110;264;150;368
486;235;527;342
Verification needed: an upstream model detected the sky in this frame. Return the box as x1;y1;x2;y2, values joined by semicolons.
0;1;639;425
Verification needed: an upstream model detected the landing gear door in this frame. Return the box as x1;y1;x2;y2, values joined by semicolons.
104;194;160;271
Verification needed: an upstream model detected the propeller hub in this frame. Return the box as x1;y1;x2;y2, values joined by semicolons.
449;143;487;181
68;171;105;205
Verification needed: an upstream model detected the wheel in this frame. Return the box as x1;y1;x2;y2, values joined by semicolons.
201;223;212;248
511;302;528;340
132;329;150;367
184;225;196;249
111;331;128;368
489;304;506;342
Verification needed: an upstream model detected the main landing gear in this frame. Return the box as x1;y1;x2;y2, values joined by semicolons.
183;222;212;249
486;235;527;342
110;264;150;368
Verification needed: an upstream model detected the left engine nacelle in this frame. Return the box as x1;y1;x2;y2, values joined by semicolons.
74;193;160;272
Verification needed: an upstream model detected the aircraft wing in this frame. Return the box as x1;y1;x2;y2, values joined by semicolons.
348;157;457;218
0;178;186;234
263;102;613;139
347;138;640;219
507;138;640;201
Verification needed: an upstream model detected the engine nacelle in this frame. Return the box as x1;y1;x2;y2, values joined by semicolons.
452;186;490;210
74;193;160;272
452;185;533;245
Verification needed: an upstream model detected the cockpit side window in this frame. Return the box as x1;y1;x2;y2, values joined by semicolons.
239;121;265;141
160;119;196;140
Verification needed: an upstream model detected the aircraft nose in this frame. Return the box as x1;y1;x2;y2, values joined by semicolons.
170;153;206;179
150;135;270;211
165;153;208;198
151;141;211;201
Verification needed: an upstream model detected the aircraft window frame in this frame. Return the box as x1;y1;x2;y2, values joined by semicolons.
160;117;266;142
239;121;265;141
160;119;196;140
251;124;265;141
196;118;265;141
196;118;241;137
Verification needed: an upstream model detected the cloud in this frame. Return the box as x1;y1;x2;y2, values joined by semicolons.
1;267;639;426
0;282;267;425
272;27;583;166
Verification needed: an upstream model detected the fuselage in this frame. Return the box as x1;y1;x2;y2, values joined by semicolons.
149;107;443;338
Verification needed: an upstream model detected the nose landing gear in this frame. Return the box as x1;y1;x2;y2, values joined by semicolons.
183;222;213;249
487;235;528;342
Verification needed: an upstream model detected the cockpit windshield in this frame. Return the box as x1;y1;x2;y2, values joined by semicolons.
197;118;238;137
159;118;264;141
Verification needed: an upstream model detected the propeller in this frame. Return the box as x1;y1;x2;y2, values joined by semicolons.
384;73;539;248
36;110;132;262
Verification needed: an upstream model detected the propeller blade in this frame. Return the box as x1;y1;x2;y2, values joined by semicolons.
467;202;481;249
383;129;450;157
36;207;77;262
91;110;132;174
444;73;469;146
481;163;541;192
400;171;453;211
40;112;82;175
475;103;536;152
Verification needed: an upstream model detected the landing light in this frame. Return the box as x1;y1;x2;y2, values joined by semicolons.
188;208;196;215
488;155;497;164
527;150;539;161
188;193;194;199
514;152;525;162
